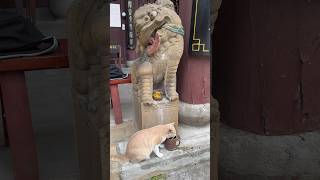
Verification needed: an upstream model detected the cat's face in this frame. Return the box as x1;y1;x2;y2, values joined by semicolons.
166;123;176;138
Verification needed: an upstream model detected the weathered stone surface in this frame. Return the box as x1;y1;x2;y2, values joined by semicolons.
134;96;179;130
220;124;320;180
167;160;210;180
179;101;210;126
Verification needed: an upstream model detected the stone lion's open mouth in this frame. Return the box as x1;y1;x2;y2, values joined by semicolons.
146;22;166;56
146;33;160;56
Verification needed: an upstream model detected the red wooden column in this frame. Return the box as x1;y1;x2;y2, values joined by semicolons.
177;0;210;125
0;72;39;180
213;0;320;135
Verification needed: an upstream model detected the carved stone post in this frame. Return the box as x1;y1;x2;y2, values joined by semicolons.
132;0;184;131
66;1;108;179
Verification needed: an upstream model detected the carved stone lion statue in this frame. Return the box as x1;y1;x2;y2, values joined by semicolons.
132;0;184;105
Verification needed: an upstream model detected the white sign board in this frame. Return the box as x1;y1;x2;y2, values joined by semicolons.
110;3;121;28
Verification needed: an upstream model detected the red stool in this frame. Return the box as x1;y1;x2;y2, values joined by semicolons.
110;75;131;124
0;39;68;180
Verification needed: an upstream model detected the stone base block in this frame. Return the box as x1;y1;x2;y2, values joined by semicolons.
134;96;179;130
179;101;210;126
220;124;320;180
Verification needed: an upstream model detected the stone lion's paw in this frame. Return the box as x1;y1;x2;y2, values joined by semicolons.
166;92;179;101
168;95;178;101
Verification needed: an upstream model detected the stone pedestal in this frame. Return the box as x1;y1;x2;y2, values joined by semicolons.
219;124;320;180
133;96;179;130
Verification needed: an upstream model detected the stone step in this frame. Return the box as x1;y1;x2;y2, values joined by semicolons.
110;124;210;180
119;144;210;180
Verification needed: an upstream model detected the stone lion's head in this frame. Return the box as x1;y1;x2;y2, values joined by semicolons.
133;3;171;54
133;1;181;55
155;0;175;10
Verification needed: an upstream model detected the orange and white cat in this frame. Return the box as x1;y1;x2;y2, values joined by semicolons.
111;123;177;163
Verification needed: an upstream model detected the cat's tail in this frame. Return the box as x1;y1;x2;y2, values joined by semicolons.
111;154;130;164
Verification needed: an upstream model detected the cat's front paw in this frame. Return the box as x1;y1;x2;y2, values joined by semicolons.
156;152;164;158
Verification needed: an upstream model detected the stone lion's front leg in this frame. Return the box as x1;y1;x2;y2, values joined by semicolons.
165;61;179;101
137;61;154;105
131;63;139;97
